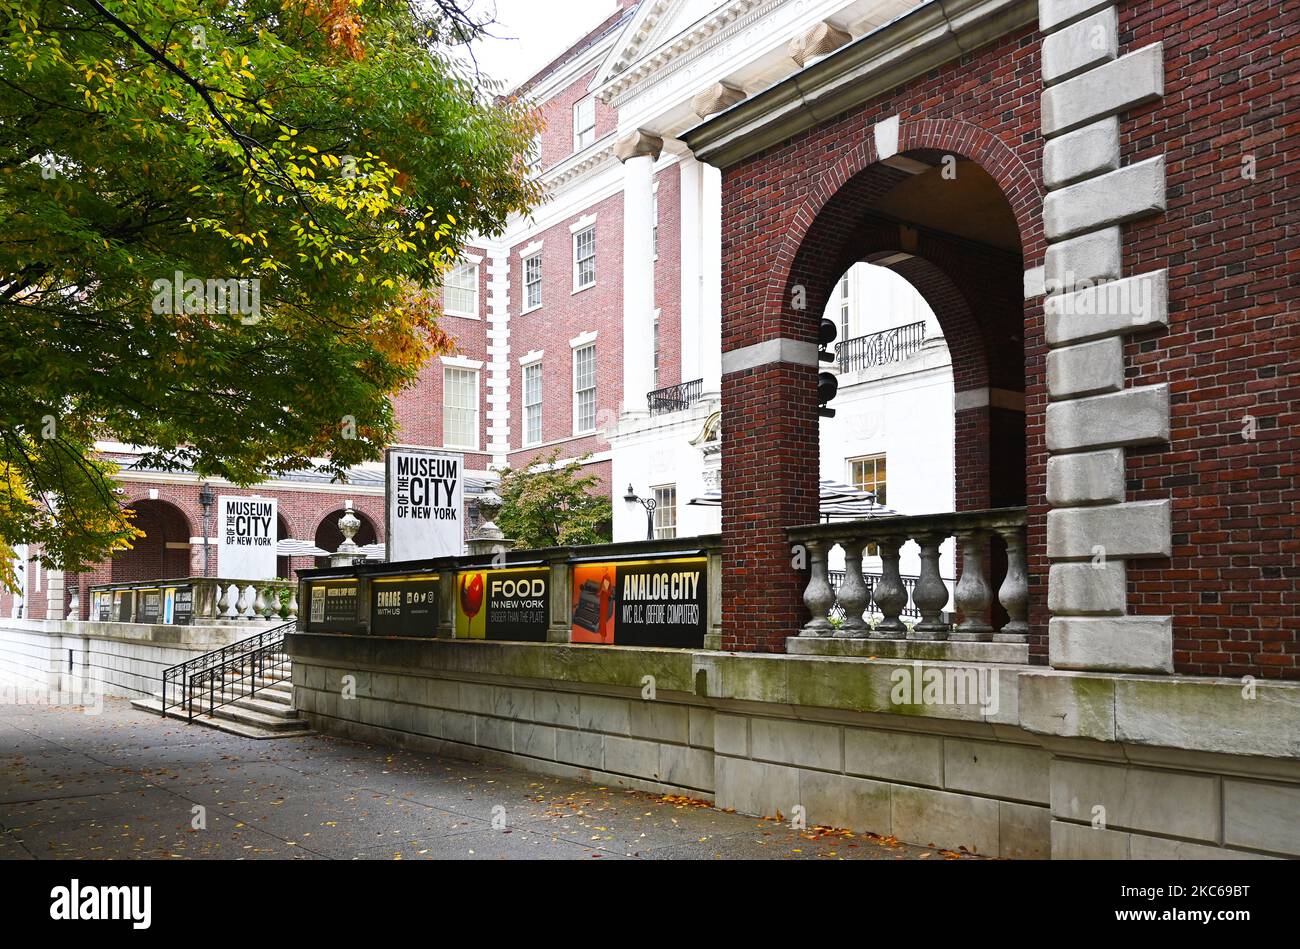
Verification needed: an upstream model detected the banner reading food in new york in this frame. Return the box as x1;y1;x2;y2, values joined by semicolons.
571;558;707;648
216;495;278;580
455;567;549;642
386;448;465;561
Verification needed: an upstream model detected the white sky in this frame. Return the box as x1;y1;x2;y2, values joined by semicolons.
466;0;621;90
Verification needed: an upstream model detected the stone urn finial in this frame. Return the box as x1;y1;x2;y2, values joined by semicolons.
474;490;504;542
337;505;361;554
468;489;515;557
330;505;366;568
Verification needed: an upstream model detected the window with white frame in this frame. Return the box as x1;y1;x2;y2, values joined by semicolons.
443;262;479;318
849;453;887;505
443;366;479;449
652;484;677;539
573;226;596;290
573;343;596;434
839;272;851;341
653;309;660;388
573;96;595;151
522;362;543;446
524;253;542;310
652;193;659;259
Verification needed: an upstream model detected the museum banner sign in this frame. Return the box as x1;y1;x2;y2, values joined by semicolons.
454;566;549;642
386;448;465;562
216;495;278;580
305;580;364;633
570;557;707;648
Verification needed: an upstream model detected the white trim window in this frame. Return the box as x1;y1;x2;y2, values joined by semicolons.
522;361;543;446
443;262;479;318
573;95;596;151
523;253;542;311
443;366;479;450
839;272;851;341
848;453;887;505
653;308;661;389
573;226;596;290
652;192;659;260
573;343;596;434
652;484;677;539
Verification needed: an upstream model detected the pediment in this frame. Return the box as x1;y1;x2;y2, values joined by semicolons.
594;0;740;88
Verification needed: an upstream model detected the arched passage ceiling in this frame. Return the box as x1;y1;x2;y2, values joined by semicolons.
872;159;1022;254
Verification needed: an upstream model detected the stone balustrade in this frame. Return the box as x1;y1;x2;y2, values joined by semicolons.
87;577;298;626
787;507;1028;643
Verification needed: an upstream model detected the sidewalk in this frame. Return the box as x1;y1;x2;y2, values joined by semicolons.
0;695;972;860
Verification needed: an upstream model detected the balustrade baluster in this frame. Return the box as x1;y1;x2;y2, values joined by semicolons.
995;525;1030;642
910;534;950;640
870;535;908;639
834;539;871;637
222;583;239;621
952;529;994;641
799;539;835;636
239;584;256;621
286;588;299;621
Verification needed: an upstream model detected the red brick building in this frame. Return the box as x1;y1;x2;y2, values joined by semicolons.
6;0;1296;688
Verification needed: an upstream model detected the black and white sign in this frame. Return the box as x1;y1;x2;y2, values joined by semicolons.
386;448;464;561
217;495;278;580
173;587;193;626
372;578;440;637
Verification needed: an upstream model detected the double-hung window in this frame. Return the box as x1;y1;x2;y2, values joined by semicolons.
573;344;596;434
443;367;479;449
523;362;543;446
574;226;596;290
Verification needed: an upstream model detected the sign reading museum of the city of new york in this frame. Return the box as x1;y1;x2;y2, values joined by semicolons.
385;448;465;562
216;495;278;580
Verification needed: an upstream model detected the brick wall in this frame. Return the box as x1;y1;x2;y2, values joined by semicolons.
507;189;624;467
717;25;1044;653
1118;0;1299;677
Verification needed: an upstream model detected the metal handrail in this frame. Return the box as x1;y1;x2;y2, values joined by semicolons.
161;620;296;722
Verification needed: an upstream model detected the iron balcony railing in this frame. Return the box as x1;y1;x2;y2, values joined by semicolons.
161;620;295;722
836;321;926;373
647;378;704;416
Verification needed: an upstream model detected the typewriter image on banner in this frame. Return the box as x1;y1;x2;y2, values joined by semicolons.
571;580;602;634
570;565;615;643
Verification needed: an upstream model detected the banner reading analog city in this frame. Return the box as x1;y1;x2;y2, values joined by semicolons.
571;558;706;647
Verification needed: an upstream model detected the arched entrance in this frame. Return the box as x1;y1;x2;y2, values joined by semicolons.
313;509;378;569
111;499;193;582
716;125;1043;653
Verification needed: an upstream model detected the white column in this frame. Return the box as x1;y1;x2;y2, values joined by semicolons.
699;161;723;401
484;244;512;467
618;130;662;420
678;154;704;386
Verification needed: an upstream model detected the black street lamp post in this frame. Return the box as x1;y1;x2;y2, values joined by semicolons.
623;485;657;542
198;483;215;577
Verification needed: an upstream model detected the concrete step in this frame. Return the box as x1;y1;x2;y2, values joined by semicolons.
209;701;309;733
192;713;313;741
228;694;299;719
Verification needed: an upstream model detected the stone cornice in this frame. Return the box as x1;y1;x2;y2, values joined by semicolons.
682;0;1036;168
541;137;617;191
597;0;771;106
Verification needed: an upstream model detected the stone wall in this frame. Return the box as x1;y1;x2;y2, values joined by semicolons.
288;632;1300;859
0;618;250;699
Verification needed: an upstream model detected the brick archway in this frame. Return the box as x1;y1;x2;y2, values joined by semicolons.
719;120;1042;653
111;499;194;582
